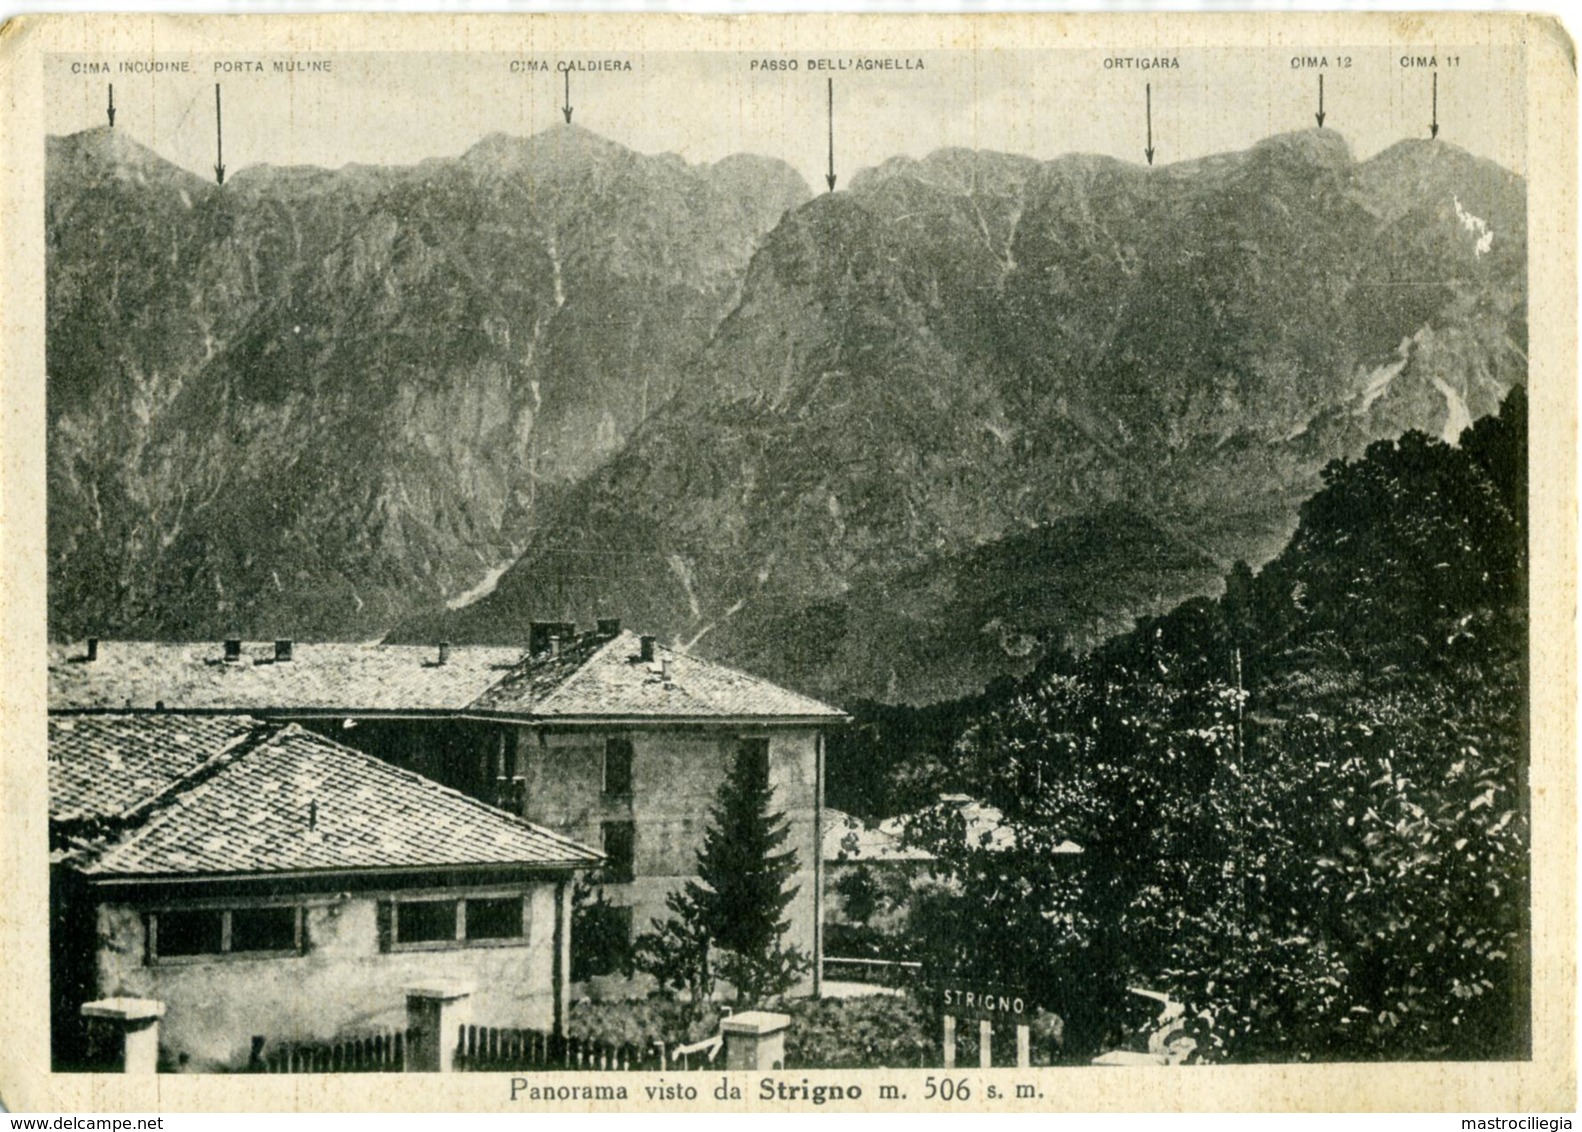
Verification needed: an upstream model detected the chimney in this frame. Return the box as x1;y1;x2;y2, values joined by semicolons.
437;642;451;666
223;639;242;664
661;656;672;682
548;635;561;659
85;638;98;662
596;618;622;638
640;635;656;663
274;639;294;663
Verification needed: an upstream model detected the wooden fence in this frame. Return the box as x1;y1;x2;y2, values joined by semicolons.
253;1027;415;1073
453;1024;664;1072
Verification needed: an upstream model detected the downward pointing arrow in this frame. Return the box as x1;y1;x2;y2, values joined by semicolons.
106;83;115;128
1430;71;1439;138
213;84;225;185
825;78;837;191
1145;83;1155;165
1315;73;1326;128
562;69;573;124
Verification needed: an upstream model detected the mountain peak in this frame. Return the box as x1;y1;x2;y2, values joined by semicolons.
461;124;632;172
1246;127;1355;172
47;126;207;192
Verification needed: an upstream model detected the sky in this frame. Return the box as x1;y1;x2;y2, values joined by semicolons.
46;46;1526;190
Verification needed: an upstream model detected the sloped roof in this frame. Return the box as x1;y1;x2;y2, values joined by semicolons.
50;714;264;824
473;631;846;720
50;715;602;879
48;641;525;714
49;631;847;722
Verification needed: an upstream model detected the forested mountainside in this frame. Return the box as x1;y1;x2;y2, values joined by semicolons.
48;125;1524;705
413;129;1526;703
47;125;809;640
902;387;1528;1062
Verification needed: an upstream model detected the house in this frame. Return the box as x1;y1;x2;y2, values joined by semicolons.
878;794;1084;856
48;623;848;988
822;808;935;930
49;714;602;1071
819;809;937;971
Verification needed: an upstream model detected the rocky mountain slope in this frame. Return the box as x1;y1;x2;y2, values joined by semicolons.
407;130;1526;703
47;125;809;640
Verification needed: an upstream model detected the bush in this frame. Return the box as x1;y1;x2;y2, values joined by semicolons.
566;998;722;1050
824;922;908;960
783;996;936;1069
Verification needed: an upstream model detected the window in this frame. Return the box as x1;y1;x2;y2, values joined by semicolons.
492;729;526;814
382;895;530;950
230;906;298;953
154;909;223;958
464;897;524;941
602;821;635;883
603;736;634;797
494;777;526;814
147;906;301;962
738;737;771;787
397;900;459;944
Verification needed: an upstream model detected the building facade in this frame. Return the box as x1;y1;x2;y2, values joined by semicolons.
50;715;601;1071
48;624;847;990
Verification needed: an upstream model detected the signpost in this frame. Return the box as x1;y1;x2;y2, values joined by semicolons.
936;983;1034;1069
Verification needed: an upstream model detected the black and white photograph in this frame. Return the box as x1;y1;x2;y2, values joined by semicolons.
1;10;1573;1115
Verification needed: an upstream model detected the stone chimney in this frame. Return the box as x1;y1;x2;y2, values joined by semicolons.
86;638;99;662
596;618;622;638
275;639;294;663
640;635;656;663
661;656;673;682
530;622;574;657
437;642;451;666
223;639;242;664
548;635;561;659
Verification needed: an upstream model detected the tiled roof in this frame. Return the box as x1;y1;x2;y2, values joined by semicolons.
48;641;526;714
49;715;264;824
474;631;847;720
50;715;602;878
50;631;847;722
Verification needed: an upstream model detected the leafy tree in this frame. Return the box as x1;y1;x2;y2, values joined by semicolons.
833;865;886;925
570;883;635;981
908;388;1528;1062
633;889;715;1004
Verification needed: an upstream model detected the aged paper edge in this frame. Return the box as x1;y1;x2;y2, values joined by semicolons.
0;10;1573;1114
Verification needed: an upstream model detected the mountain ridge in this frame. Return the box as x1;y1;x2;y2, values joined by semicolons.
402;129;1527;704
47;124;811;642
45;125;1526;704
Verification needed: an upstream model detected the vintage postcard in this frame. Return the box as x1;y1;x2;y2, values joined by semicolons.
0;10;1573;1114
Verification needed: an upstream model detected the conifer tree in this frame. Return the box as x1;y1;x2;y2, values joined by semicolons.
687;741;804;994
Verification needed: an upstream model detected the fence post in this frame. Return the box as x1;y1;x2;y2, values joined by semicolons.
721;1011;790;1072
405;981;473;1073
81;998;164;1074
979;1020;993;1069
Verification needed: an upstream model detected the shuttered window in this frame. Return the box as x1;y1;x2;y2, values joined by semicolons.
603;736;634;797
